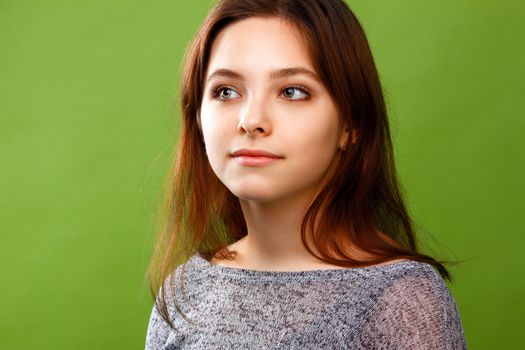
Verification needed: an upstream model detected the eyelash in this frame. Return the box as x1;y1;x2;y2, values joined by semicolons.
211;85;311;101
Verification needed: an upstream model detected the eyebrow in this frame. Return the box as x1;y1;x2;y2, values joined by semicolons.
206;67;320;83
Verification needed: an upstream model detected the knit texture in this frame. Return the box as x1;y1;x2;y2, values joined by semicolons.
145;253;467;349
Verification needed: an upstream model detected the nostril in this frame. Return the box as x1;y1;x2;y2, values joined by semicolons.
237;117;271;136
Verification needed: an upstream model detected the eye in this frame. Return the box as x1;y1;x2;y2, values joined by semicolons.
281;86;310;101
215;87;240;101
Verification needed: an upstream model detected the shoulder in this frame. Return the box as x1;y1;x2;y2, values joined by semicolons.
366;259;455;313
356;260;468;349
381;260;452;302
355;259;463;332
367;261;452;310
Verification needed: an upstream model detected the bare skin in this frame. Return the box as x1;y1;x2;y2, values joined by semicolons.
202;17;406;272
210;235;407;272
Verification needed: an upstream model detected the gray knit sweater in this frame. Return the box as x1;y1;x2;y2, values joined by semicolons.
145;253;467;349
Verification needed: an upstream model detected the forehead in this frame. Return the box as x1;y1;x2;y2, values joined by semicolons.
206;16;314;76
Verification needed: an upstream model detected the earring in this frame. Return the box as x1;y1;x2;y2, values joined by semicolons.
342;143;348;152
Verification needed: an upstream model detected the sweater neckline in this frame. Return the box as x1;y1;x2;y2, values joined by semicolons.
191;252;418;279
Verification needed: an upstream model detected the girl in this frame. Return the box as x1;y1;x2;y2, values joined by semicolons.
146;0;467;348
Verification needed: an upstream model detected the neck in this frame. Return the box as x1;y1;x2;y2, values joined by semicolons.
233;194;324;269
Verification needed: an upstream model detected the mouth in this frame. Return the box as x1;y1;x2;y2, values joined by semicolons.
231;149;283;167
232;149;282;158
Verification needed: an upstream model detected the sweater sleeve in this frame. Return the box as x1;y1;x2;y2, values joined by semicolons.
357;269;468;350
144;286;172;350
145;302;171;350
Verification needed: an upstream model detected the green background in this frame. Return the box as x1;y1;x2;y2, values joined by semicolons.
1;0;523;348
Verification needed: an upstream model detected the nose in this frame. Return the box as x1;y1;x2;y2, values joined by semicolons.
237;95;272;137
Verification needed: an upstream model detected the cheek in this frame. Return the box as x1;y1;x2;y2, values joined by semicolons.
200;105;233;171
201;103;220;141
200;102;237;138
291;115;340;159
201;125;223;169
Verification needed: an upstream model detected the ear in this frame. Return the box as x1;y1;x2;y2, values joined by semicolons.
196;110;203;135
339;127;359;152
339;126;350;149
351;128;358;144
339;126;358;150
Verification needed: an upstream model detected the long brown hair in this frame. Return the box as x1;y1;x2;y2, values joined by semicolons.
148;0;456;329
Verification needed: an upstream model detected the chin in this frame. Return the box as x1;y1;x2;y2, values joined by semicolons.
223;178;274;200
229;189;276;203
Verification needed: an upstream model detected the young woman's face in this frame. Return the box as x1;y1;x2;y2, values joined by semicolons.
200;17;348;205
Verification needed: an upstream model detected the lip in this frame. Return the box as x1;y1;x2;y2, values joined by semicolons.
231;149;283;167
232;149;282;158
